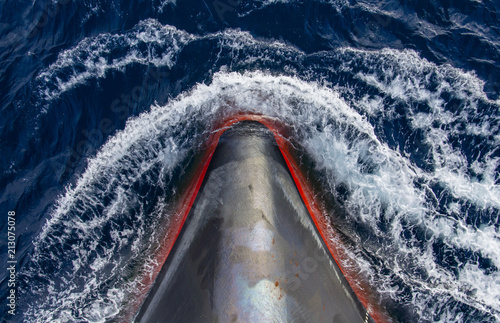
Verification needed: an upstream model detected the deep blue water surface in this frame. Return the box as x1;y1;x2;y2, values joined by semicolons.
1;0;499;322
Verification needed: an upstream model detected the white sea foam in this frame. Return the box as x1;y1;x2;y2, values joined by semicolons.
36;19;195;101
158;0;176;12
35;21;303;103
340;48;500;209
238;0;350;16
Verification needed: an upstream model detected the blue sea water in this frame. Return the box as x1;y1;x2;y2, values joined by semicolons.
0;0;499;322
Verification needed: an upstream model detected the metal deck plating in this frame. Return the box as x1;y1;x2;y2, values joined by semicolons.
136;121;372;323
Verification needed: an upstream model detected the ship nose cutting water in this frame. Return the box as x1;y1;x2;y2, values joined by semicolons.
136;118;378;322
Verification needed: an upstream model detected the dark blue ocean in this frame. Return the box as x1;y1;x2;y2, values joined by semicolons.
1;0;499;322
